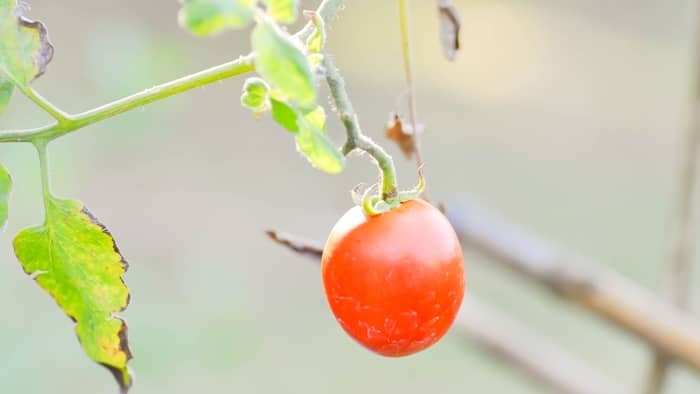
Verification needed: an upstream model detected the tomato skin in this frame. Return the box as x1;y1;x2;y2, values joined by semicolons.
321;199;465;357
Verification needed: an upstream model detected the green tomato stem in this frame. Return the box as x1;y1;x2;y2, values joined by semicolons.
0;56;255;143
20;86;71;125
34;139;53;219
322;55;399;207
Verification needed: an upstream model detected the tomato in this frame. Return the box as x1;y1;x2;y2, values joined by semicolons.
321;198;465;357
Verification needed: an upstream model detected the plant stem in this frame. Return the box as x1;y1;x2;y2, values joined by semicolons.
0;56;255;143
34;139;52;218
0;0;348;145
296;0;344;40
323;55;399;202
20;86;71;125
398;0;423;167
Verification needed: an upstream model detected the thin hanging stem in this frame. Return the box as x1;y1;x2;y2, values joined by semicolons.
398;0;423;167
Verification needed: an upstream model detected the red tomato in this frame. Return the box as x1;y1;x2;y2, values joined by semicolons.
321;199;465;357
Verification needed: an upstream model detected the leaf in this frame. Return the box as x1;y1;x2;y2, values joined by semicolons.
0;76;13;116
437;0;461;61
240;77;270;112
385;112;422;159
0;0;54;86
14;198;133;393
0;163;11;229
270;98;325;134
305;11;326;53
295;116;344;174
252;16;316;109
262;0;298;24
178;0;254;36
303;105;326;130
270;98;299;132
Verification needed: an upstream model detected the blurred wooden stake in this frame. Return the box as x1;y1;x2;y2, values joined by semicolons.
456;298;623;394
644;8;700;393
445;201;700;375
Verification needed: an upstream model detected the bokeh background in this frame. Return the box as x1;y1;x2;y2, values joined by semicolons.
1;0;700;393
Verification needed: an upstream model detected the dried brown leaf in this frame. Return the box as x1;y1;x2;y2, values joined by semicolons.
438;0;461;61
385;113;423;159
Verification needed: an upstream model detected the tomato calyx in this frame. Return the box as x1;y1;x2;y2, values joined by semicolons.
352;166;425;216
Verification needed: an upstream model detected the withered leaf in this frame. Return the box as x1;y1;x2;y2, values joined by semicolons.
437;0;461;61
385;113;422;159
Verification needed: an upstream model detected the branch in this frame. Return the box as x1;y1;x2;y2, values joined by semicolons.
19;86;70;125
265;229;623;394
0;56;254;143
323;55;399;202
0;0;347;144
455;298;624;394
444;200;700;374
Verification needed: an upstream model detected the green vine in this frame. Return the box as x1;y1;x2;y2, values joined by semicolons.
0;0;428;391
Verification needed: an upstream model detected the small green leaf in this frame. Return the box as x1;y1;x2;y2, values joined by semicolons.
270;99;325;134
0;0;54;86
251;16;316;108
295;117;345;174
178;0;254;36
0;76;13;115
241;77;270;112
262;0;298;24
0;163;11;228
305;12;326;53
303;105;326;130
270;98;299;132
14;198;133;392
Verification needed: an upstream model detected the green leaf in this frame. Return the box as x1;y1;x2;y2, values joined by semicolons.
303;105;326;130
0;76;13;116
251;16;316;109
0;163;10;228
0;0;54;86
14;198;133;393
295;116;344;174
240;77;270;112
305;12;326;53
178;0;254;36
262;0;298;24
270;99;326;134
270;98;299;132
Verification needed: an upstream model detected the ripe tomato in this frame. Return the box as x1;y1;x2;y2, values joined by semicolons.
321;199;465;357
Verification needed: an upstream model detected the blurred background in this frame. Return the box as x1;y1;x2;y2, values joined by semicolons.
1;0;699;392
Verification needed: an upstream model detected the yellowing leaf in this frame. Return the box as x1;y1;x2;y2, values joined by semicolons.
0;0;54;86
262;0;298;24
252;16;316;109
14;198;133;393
179;0;254;36
0;76;13;115
305;11;326;53
0;163;10;228
295;116;344;174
